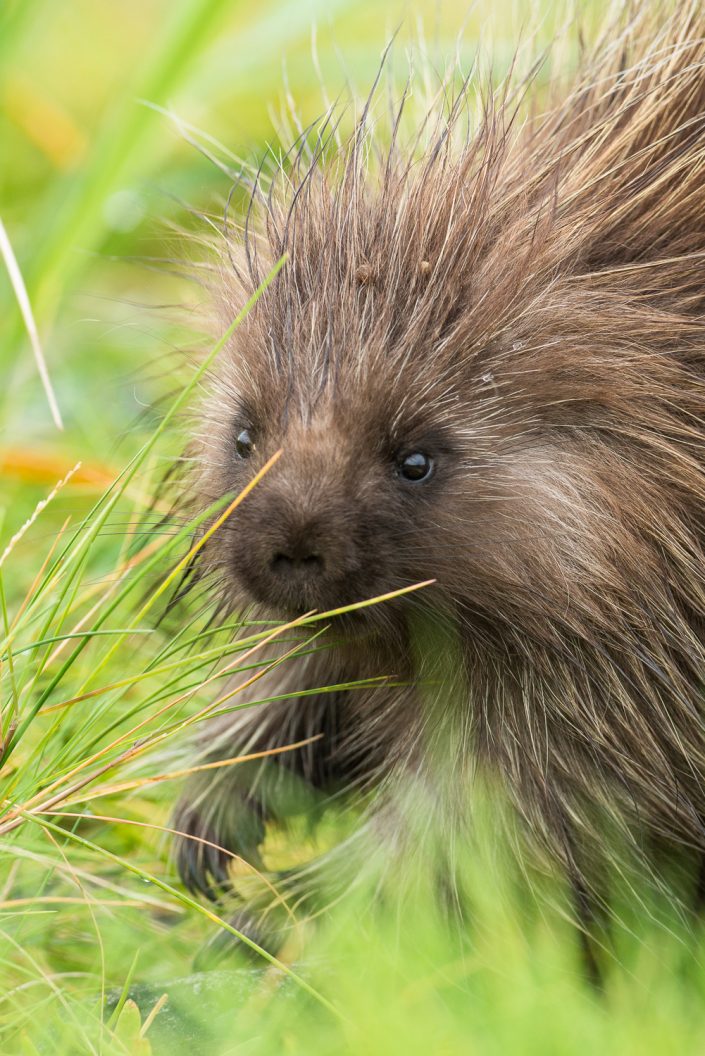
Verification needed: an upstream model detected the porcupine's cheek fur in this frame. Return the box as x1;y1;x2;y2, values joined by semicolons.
420;442;650;645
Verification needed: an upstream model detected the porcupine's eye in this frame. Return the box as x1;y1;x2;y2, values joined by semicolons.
397;451;434;482
235;428;254;459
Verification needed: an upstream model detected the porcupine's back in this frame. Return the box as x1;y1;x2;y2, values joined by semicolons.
182;0;705;900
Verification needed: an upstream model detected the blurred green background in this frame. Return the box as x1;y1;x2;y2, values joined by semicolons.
8;3;705;1055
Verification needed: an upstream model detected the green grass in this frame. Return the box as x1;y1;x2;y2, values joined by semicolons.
3;1;705;1053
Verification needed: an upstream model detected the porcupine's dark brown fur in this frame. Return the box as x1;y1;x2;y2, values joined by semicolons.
172;0;705;952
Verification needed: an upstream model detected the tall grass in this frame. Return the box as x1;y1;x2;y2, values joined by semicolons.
3;0;705;1053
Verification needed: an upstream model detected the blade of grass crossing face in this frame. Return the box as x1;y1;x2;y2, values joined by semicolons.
80;449;284;697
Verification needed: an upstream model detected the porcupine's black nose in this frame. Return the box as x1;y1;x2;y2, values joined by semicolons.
270;541;325;577
261;525;329;611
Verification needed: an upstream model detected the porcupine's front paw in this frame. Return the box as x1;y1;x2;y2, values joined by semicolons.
172;788;267;902
173;787;306;964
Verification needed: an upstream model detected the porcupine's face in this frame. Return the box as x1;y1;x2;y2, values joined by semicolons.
193;140;693;650
196;258;620;643
198;332;459;624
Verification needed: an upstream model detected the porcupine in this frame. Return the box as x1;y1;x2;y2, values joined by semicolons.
171;1;705;963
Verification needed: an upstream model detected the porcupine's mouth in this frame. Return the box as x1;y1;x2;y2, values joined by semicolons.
233;541;417;636
236;553;389;625
270;594;380;627
248;584;403;638
239;575;368;627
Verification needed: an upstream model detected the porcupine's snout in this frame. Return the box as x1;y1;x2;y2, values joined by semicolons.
246;499;356;613
269;533;324;578
230;432;378;616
